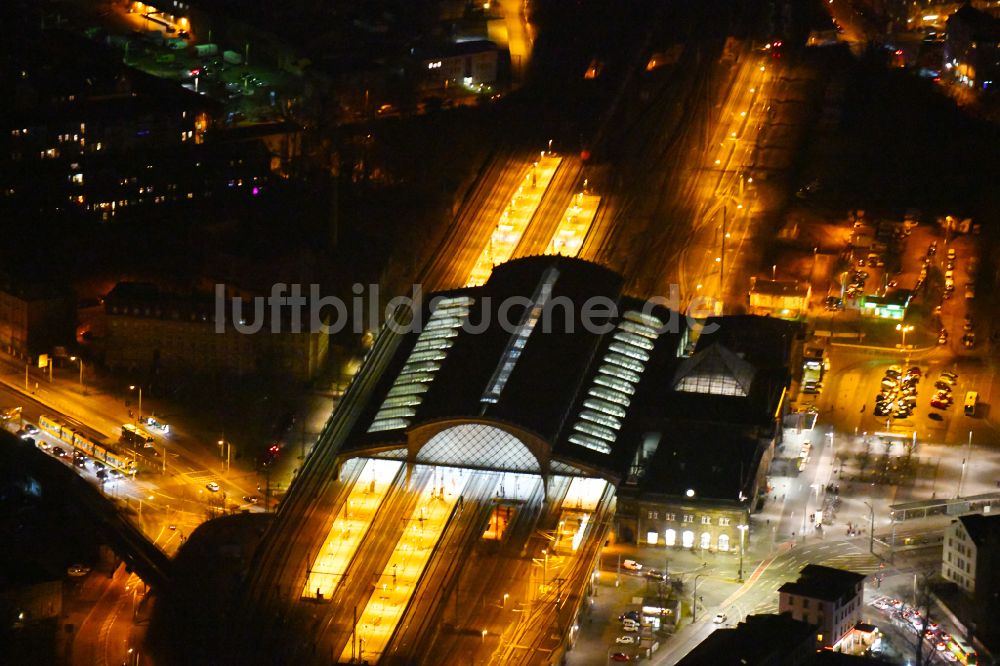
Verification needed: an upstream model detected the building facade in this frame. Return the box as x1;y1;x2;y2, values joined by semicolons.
778;565;866;649
943;516;981;593
0;281;74;360
748;278;811;319
946;4;1000;90
102;282;328;382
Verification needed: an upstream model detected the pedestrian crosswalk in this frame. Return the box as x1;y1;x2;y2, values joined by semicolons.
818;551;882;575
182;469;219;483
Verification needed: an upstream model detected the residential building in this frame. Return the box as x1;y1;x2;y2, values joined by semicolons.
945;3;1000;90
778;565;866;649
420;41;499;90
0;278;74;360
941;513;1000;652
943;514;986;593
102;282;328;382
1;27;272;221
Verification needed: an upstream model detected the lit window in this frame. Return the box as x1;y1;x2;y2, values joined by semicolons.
647;531;658;545
665;529;676;546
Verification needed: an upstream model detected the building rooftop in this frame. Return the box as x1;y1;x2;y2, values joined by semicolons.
779;564;866;604
636;421;764;502
949;3;1000;39
750;278;810;297
957;513;1000;548
676;613;817;665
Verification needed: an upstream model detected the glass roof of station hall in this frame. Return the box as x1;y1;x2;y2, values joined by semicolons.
367;296;472;434
568;310;663;455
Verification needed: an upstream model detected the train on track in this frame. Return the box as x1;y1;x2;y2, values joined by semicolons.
38;415;137;474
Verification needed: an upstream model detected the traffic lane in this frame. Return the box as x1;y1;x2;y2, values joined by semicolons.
0;379;259;507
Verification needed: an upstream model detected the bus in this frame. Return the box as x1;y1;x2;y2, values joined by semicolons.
121;423;156;447
948;635;978;665
964;391;979;417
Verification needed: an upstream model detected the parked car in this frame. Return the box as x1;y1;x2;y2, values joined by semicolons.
622;560;642;571
616;635;637;645
206;482;221;492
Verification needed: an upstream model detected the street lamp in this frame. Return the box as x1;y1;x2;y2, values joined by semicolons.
128;384;142;422
863;501;875;555
895;323;914;350
69;356;85;392
693;572;707;622
736;524;749;582
218;439;231;473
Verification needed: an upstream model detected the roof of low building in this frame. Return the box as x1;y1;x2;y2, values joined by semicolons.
779;564;866;604
676;613;817;665
750;278;810;297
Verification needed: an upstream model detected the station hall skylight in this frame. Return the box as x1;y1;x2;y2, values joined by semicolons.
569;310;662;454
368;296;473;433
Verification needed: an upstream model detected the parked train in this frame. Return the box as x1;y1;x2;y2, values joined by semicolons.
38;415;137;474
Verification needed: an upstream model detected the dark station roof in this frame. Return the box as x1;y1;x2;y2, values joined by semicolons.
345;256;796;486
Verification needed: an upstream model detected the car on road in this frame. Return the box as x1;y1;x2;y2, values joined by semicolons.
616;635;636;645
824;296;843;310
24;423;39;435
942;650;957;662
619;610;641;622
621;622;638;632
713;613;727;624
940;371;958;381
963;333;976;349
947;248;956;260
644;568;666;581
931;399;951;410
243;495;260;504
938;329;948;344
934;381;953;392
610;654;630;662
67;564;91;577
52;447;67;457
1;406;22;420
928;241;937;256
206;482;221;492
622;560;642;572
